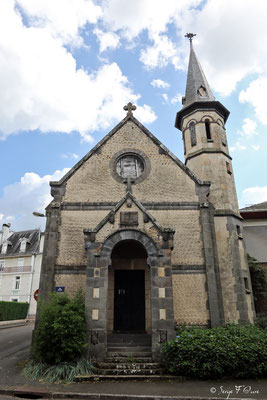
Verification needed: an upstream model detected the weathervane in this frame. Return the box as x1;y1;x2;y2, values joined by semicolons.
123;102;136;116
185;33;196;42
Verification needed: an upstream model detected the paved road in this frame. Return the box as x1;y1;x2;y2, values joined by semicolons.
0;324;34;361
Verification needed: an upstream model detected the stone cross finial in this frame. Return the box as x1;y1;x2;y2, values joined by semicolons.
123;102;136;116
185;32;196;42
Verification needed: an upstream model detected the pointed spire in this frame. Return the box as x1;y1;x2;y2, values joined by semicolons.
183;34;215;108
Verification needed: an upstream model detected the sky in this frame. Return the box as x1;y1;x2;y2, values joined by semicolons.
0;0;267;232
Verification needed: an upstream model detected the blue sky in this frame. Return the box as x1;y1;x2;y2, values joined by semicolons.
0;0;267;231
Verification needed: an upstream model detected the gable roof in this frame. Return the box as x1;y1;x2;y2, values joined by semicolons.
0;229;41;258
50;113;210;188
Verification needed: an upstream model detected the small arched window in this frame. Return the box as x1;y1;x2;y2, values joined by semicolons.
205;119;211;140
189;122;196;146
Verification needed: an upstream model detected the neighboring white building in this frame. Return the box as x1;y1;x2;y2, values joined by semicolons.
0;224;43;318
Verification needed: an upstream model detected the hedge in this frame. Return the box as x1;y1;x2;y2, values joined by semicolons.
162;324;267;379
0;301;29;321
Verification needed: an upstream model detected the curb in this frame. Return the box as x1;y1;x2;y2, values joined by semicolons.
0;319;34;330
0;388;253;400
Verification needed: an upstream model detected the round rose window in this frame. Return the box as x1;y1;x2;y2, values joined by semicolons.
116;155;144;179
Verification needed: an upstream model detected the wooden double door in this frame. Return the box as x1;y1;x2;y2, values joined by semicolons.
114;270;145;332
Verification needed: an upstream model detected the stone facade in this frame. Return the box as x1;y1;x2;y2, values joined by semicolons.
37;43;256;361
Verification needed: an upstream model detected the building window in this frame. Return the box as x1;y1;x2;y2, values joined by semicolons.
0;260;4;272
205;119;212;140
116;154;144;179
226;162;232;175
244;277;250;293
189;122;196;146
14;276;21;290
18;258;24;268
236;225;243;239
11;298;18;302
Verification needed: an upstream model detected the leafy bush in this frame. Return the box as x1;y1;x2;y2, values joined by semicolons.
0;301;29;321
248;254;267;312
256;313;267;330
24;359;93;383
32;291;87;365
162;324;267;379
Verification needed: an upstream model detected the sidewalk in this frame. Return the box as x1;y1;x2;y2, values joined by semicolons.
0;346;266;400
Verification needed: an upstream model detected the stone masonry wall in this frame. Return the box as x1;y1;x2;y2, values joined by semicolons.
63;121;198;204
172;273;209;326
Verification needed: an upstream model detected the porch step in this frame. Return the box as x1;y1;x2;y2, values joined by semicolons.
75;374;177;381
104;356;153;363
107;351;152;358
93;368;165;376
107;346;152;352
96;362;161;369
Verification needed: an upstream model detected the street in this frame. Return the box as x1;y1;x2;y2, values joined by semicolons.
0;324;34;361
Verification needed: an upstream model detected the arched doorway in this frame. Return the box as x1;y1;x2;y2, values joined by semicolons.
108;239;151;333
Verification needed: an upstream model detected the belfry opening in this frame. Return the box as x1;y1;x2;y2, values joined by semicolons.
108;240;151;333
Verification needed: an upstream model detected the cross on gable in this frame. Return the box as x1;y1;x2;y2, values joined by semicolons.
123;102;136;116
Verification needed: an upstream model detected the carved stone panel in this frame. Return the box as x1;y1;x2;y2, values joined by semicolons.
120;212;138;226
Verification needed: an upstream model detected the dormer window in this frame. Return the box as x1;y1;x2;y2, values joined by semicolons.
19;238;30;253
1;240;11;254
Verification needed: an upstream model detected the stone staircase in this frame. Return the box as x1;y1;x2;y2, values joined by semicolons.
75;333;174;381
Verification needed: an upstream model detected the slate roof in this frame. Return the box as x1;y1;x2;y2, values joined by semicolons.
0;229;41;258
240;201;267;211
183;41;215;108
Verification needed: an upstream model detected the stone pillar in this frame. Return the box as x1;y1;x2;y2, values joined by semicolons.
151;230;176;361
84;233;108;361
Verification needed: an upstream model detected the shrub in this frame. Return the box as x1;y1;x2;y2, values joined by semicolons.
32;291;87;365
0;301;29;321
248;254;267;312
162;324;267;379
256;313;267;330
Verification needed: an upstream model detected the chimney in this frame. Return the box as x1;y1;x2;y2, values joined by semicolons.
1;223;11;244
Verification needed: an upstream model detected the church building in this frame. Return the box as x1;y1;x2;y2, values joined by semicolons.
38;37;255;361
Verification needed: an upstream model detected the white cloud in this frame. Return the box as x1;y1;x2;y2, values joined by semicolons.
101;0;201;69
134;104;157;124
162;94;168;103
16;0;101;47
94;28;120;52
0;168;70;231
140;34;181;70
177;0;267;96
238;118;257;137
61;153;79;160
151;79;170;89
239;76;267;125
239;186;267;208
0;214;4;221
171;93;183;105
229;140;246;152
251;145;260;151
0;1;155;140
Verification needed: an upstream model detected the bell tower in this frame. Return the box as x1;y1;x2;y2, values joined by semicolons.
175;34;255;323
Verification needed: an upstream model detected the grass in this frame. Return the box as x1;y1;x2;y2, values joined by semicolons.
23;359;94;383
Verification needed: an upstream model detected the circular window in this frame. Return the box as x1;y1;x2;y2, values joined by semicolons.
116;154;144;179
110;149;151;184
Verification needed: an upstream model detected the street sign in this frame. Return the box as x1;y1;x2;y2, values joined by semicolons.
55;286;65;293
34;289;39;301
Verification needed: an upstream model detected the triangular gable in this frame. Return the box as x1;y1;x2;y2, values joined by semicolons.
83;191;173;240
50;113;209;188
